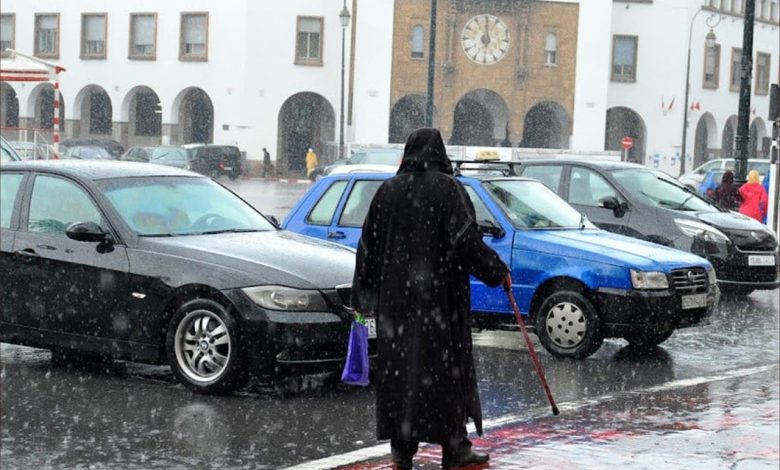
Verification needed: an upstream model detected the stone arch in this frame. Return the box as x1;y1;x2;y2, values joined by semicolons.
73;84;112;137
693;112;718;168
605;106;647;163
721;115;737;159
388;94;435;144
520;100;570;149
120;86;162;146
171;87;214;144
749;118;768;158
277;92;335;175
0;83;20;127
450;89;510;146
28;82;65;132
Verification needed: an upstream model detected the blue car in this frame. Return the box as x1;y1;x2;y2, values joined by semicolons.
283;169;719;358
698;169;726;199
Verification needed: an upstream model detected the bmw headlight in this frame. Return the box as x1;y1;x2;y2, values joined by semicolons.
674;219;730;244
630;270;670;290
707;268;717;285
242;286;329;311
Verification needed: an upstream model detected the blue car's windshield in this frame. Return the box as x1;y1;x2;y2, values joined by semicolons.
483;180;590;229
611;168;716;212
100;176;274;236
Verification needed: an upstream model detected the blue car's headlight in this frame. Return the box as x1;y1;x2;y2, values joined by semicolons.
630;270;670;290
674;219;730;244
241;286;329;311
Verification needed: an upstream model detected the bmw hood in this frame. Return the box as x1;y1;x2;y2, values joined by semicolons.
139;230;356;290
521;229;711;272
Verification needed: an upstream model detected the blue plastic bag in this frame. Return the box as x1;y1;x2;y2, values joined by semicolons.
341;319;370;386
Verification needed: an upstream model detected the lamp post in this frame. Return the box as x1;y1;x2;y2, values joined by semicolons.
678;10;719;177
339;2;351;160
733;0;755;186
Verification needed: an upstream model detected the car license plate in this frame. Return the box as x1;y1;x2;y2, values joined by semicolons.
223;166;233;171
748;255;775;266
681;293;707;310
366;318;376;339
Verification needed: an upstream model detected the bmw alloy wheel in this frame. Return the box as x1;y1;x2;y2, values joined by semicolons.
174;309;232;383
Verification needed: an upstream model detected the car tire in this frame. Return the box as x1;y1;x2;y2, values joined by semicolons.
624;329;674;349
165;298;248;393
535;290;603;359
228;169;241;181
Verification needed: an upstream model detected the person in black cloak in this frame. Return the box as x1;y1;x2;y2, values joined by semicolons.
713;170;741;210
351;128;509;469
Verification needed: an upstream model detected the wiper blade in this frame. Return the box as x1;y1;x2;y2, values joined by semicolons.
194;228;267;235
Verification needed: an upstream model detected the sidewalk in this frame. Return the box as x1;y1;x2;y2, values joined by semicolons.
287;365;779;470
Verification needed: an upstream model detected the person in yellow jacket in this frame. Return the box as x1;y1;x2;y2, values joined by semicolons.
305;148;318;179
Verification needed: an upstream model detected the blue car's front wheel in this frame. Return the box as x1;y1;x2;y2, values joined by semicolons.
535;290;603;359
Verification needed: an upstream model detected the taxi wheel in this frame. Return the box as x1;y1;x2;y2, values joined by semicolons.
624;329;674;348
535;290;603;359
165;298;248;394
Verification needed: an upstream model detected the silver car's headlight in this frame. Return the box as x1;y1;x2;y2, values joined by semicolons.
708;268;717;285
674;219;730;244
242;286;329;311
630;270;670;290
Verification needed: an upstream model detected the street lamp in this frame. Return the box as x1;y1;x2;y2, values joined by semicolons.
679;11;721;177
339;2;351;160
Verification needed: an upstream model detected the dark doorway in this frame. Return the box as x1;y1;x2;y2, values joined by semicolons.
277;92;335;175
0;83;19;127
35;86;65;131
134;91;161;137
88;89;112;135
605;106;646;163
721;116;736;159
389;94;426;144
178;88;214;144
693;113;716;168
450;89;509;147
520;101;569;149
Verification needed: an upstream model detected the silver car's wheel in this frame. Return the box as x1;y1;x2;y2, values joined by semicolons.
174;309;231;383
545;302;588;349
166;298;247;393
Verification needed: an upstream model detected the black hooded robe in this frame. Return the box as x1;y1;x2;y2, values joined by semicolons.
351;128;508;444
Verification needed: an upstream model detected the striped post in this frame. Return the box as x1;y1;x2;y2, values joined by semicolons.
52;77;60;159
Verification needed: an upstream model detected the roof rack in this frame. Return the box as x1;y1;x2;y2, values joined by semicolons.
450;159;521;177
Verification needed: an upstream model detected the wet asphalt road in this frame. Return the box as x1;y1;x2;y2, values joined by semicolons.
1;179;779;469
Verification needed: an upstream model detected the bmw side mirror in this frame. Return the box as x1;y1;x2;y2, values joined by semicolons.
66;221;111;243
478;220;505;238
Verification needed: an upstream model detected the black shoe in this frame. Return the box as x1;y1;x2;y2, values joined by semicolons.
391;454;413;470
442;449;490;469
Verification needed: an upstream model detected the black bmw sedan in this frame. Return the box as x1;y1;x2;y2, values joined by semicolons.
0;161;356;393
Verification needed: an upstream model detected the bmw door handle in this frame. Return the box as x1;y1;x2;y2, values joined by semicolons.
15;248;39;258
328;231;346;240
36;244;57;251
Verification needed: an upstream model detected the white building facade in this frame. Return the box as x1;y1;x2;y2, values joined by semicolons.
0;0;395;175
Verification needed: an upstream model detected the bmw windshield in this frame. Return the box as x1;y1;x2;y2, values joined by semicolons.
484;180;593;229
611;168;717;212
99;176;275;236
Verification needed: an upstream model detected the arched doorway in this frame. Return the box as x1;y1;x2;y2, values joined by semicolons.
605;106;647;163
749;118;767;158
74;85;112;137
520;101;570;149
721;115;737;159
277;92;335;175
0;83;19;127
388;94;429;144
172;87;214;144
450;89;510;146
693;113;718;168
121;86;162;146
30;83;65;132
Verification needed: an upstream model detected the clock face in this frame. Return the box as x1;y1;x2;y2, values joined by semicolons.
461;14;510;65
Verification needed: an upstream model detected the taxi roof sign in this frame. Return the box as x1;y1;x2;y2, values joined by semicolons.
475;150;501;161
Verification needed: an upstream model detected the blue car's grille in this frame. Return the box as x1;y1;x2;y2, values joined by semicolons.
671;268;708;294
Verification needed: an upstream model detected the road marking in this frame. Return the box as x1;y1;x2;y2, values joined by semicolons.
282;363;778;470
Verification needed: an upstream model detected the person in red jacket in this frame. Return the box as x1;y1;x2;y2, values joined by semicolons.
739;170;768;222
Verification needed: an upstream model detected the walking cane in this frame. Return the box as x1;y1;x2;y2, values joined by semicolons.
504;275;560;416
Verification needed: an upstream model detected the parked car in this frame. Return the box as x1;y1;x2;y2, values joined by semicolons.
679;158;770;190
60;138;124;159
182;144;243;180
1;136;22;163
0;160;357;393
120;146;155;162
312;148;403;180
283;169;719;359
62;145;115;160
516;160;779;296
698;169;727;199
148;146;191;170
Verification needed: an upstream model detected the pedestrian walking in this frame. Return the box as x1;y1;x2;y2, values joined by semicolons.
739;170;768;222
305;148;318;179
262;148;272;178
350;128;509;470
713;170;741;211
